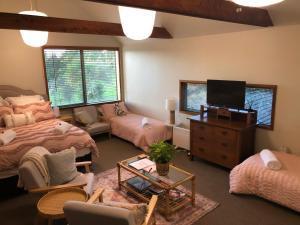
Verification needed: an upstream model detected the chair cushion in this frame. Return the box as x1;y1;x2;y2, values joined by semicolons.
44;148;78;185
99;201;147;225
64;201;137;225
86;122;110;134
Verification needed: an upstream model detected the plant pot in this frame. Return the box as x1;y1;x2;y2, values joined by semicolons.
156;163;169;176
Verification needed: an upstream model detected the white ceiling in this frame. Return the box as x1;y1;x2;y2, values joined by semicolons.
1;0;300;39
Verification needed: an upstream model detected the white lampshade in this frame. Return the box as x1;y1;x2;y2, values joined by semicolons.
118;6;156;40
231;0;285;7
19;10;48;47
165;98;176;111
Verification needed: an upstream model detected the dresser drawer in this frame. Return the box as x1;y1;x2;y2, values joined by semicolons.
214;140;237;155
213;151;237;168
191;143;211;160
191;123;213;137
214;127;237;142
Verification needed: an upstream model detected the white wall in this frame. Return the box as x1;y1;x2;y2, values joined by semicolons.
0;30;120;94
123;25;300;154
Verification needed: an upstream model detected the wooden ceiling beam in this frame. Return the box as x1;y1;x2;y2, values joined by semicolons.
0;12;172;39
84;0;273;27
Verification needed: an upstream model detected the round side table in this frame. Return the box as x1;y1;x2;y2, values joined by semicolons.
37;187;88;225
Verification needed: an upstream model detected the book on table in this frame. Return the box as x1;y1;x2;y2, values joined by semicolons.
127;176;152;192
128;158;155;171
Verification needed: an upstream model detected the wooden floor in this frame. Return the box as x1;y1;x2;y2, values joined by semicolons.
0;135;299;225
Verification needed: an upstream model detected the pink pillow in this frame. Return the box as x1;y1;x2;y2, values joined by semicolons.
100;102;128;121
0;106;13;127
14;101;55;122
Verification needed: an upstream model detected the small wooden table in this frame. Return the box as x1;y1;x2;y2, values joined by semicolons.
37;187;88;225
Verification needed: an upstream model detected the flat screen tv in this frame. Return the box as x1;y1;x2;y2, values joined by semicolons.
207;80;246;109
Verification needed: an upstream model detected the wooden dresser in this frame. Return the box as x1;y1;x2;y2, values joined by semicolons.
189;110;256;168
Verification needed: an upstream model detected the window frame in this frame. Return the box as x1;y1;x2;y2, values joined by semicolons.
42;45;123;109
179;80;277;130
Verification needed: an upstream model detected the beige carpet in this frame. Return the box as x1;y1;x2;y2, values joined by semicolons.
93;168;219;225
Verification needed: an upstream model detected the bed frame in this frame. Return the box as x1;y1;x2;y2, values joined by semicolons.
0;85;47;99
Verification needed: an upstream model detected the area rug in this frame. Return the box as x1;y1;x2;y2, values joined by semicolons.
92;168;219;225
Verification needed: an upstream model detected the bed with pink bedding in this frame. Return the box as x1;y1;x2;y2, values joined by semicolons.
230;151;300;212
100;102;172;151
0;118;99;175
110;113;172;151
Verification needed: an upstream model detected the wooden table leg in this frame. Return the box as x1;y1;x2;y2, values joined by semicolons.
117;163;121;190
191;176;196;206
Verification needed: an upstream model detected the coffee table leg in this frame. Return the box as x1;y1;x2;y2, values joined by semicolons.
48;218;53;225
191;176;196;206
117;163;121;190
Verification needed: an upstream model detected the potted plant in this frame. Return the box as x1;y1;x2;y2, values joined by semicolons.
149;141;176;176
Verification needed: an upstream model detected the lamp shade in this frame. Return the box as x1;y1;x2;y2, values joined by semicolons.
118;6;156;40
19;10;48;47
165;98;176;111
231;0;284;7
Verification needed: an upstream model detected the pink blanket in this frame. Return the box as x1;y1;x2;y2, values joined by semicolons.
230;151;300;212
0;119;99;172
110;114;172;151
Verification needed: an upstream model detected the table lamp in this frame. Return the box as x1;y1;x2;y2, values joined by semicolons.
165;98;176;124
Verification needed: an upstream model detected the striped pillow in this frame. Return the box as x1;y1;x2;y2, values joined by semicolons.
14;101;55;122
0;106;13;127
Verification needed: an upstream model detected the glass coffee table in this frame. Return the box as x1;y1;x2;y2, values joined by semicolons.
117;154;196;219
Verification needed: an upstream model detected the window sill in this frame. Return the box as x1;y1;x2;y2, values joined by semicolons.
57;100;122;110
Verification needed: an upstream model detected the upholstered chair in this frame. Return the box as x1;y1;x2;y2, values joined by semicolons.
18;150;94;195
64;188;158;225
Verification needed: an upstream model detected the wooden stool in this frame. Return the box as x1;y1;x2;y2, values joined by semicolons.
37;187;88;225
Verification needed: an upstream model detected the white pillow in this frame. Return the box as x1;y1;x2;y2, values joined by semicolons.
4;112;35;128
6;95;44;106
0;96;9;106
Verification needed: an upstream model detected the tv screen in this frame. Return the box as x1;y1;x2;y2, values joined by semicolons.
207;80;246;109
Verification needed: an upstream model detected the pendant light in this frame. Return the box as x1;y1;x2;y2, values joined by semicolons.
118;6;156;40
19;0;48;47
231;0;285;7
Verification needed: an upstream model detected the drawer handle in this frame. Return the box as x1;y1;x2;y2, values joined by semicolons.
198;147;205;152
198;136;205;140
221;143;228;147
221;131;228;135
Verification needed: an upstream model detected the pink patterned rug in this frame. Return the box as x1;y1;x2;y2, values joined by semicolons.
92;168;219;225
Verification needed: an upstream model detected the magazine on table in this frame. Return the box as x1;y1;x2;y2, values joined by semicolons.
129;158;155;170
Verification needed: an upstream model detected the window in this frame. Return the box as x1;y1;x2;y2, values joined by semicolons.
43;47;121;108
180;81;277;130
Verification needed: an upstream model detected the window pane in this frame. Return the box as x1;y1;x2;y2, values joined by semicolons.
44;49;84;107
83;50;120;104
245;87;274;126
186;83;206;112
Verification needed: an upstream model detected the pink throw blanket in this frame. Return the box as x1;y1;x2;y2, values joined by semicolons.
0;119;99;171
110;114;172;151
230;151;300;212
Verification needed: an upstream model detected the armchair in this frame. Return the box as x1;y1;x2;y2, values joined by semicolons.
19;160;94;195
64;188;158;225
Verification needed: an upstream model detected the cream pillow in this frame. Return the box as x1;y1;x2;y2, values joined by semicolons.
6;95;44;106
4;112;35;128
75;111;95;125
